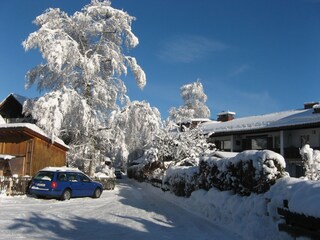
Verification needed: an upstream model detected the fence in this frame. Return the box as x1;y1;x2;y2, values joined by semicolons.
0;176;32;196
278;200;320;239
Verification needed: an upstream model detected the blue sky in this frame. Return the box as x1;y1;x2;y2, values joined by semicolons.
0;0;319;119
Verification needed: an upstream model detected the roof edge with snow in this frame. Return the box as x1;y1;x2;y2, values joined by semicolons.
201;108;320;135
0;123;69;150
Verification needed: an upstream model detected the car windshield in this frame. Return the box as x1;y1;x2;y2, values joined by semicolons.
33;171;54;181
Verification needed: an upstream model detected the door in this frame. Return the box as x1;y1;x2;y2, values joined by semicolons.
77;173;95;196
66;172;82;197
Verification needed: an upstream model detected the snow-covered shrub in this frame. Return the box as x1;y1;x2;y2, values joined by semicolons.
94;160;116;179
198;150;288;196
163;166;199;197
127;160;165;182
300;144;320;180
127;149;165;182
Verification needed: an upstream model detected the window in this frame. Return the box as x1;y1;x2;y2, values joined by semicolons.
58;173;68;182
67;173;78;182
34;171;54;181
250;136;267;150
221;140;231;150
78;173;90;183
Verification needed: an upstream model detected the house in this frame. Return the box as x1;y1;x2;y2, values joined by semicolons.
201;102;320;177
0;123;69;177
0;94;68;177
0;93;34;123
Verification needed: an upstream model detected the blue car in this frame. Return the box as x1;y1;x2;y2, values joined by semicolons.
29;167;103;200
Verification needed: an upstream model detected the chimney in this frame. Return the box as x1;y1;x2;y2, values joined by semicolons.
217;111;236;122
313;104;320;114
304;102;319;109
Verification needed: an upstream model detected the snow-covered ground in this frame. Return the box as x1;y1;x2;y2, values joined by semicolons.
0;177;242;240
1;176;318;240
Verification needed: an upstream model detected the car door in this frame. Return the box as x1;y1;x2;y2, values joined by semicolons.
77;173;95;196
66;172;82;197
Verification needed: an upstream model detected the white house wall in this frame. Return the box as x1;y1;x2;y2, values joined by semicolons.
211;127;320;153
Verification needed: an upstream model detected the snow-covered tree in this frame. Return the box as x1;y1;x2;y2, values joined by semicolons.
300;144;320;180
168;80;210;123
106;101;162;169
152;124;215;166
22;0;146;172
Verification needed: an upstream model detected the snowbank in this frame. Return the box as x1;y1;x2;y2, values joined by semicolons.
144;175;320;239
266;177;320;218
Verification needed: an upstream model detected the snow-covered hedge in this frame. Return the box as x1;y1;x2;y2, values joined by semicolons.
131;150;288;197
163;166;199;197
198;150;288;196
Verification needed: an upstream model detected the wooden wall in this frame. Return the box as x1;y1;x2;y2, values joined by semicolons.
0;136;67;176
31;138;66;176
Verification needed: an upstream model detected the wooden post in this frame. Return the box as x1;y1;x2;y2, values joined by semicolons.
7;177;12;196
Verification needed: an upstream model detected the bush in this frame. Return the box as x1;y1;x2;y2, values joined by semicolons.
198;150;288;195
163;166;199;197
127;160;165;182
129;150;288;197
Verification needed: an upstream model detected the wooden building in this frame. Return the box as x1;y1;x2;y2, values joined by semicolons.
0;123;69;177
0;94;68;177
0;93;34;123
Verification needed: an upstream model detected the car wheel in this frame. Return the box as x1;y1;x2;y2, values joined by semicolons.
93;187;102;198
61;189;71;201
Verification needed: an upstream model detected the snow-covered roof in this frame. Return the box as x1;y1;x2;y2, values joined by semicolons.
0;123;69;150
11;94;28;105
201;108;320;134
179;118;211;123
217;111;236;116
40;166;80;172
0;93;28;106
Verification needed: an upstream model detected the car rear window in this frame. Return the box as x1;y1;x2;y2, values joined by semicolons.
33;171;54;181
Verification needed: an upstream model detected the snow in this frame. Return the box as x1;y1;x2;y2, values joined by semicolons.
201;108;320;134
0;154;16;160
168;81;210;123
231;150;286;171
1;175;320;239
217;111;236;116
0;115;5;124
40;166;81;172
0;178;242;240
213;150;238;158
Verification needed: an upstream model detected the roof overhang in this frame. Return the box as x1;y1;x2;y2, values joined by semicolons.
210;122;320;137
0;123;69;151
